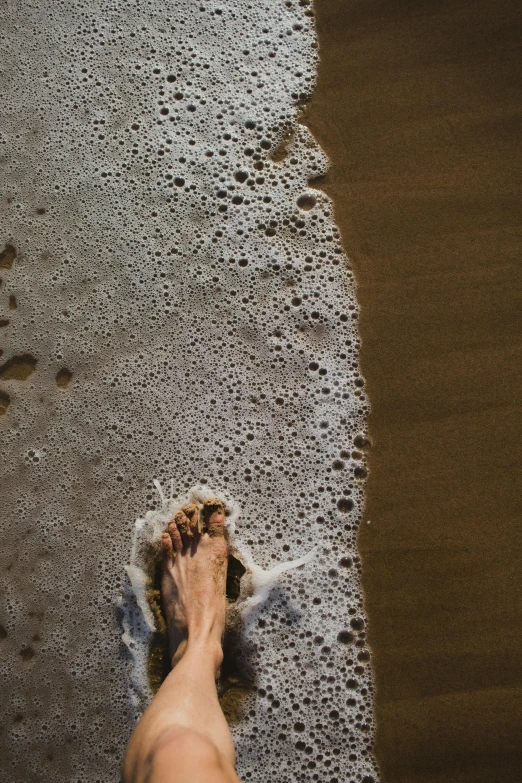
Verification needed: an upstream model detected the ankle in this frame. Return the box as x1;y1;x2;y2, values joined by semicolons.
171;637;223;672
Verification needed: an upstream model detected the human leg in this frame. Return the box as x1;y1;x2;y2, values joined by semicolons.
122;500;240;783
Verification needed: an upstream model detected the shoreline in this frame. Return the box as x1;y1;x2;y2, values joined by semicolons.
304;0;522;780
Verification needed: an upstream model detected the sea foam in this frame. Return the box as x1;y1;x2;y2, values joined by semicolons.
0;0;378;781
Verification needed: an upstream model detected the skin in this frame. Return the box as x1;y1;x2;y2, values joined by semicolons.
122;499;241;783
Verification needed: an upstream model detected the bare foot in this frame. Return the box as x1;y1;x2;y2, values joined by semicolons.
161;499;228;670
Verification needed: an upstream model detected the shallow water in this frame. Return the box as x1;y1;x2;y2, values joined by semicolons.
0;1;377;781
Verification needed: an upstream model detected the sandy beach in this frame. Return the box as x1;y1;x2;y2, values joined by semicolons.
304;0;522;780
1;1;520;780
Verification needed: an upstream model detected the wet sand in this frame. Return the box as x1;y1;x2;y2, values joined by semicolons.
304;1;522;781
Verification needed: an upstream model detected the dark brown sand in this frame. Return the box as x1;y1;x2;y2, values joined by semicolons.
304;1;522;781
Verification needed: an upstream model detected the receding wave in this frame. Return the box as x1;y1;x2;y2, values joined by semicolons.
0;1;377;781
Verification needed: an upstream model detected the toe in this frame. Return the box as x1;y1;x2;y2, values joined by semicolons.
168;519;183;552
201;498;226;537
182;503;200;538
161;532;174;561
174;510;193;546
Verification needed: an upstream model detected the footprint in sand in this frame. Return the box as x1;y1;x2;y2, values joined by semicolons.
0;242;74;413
